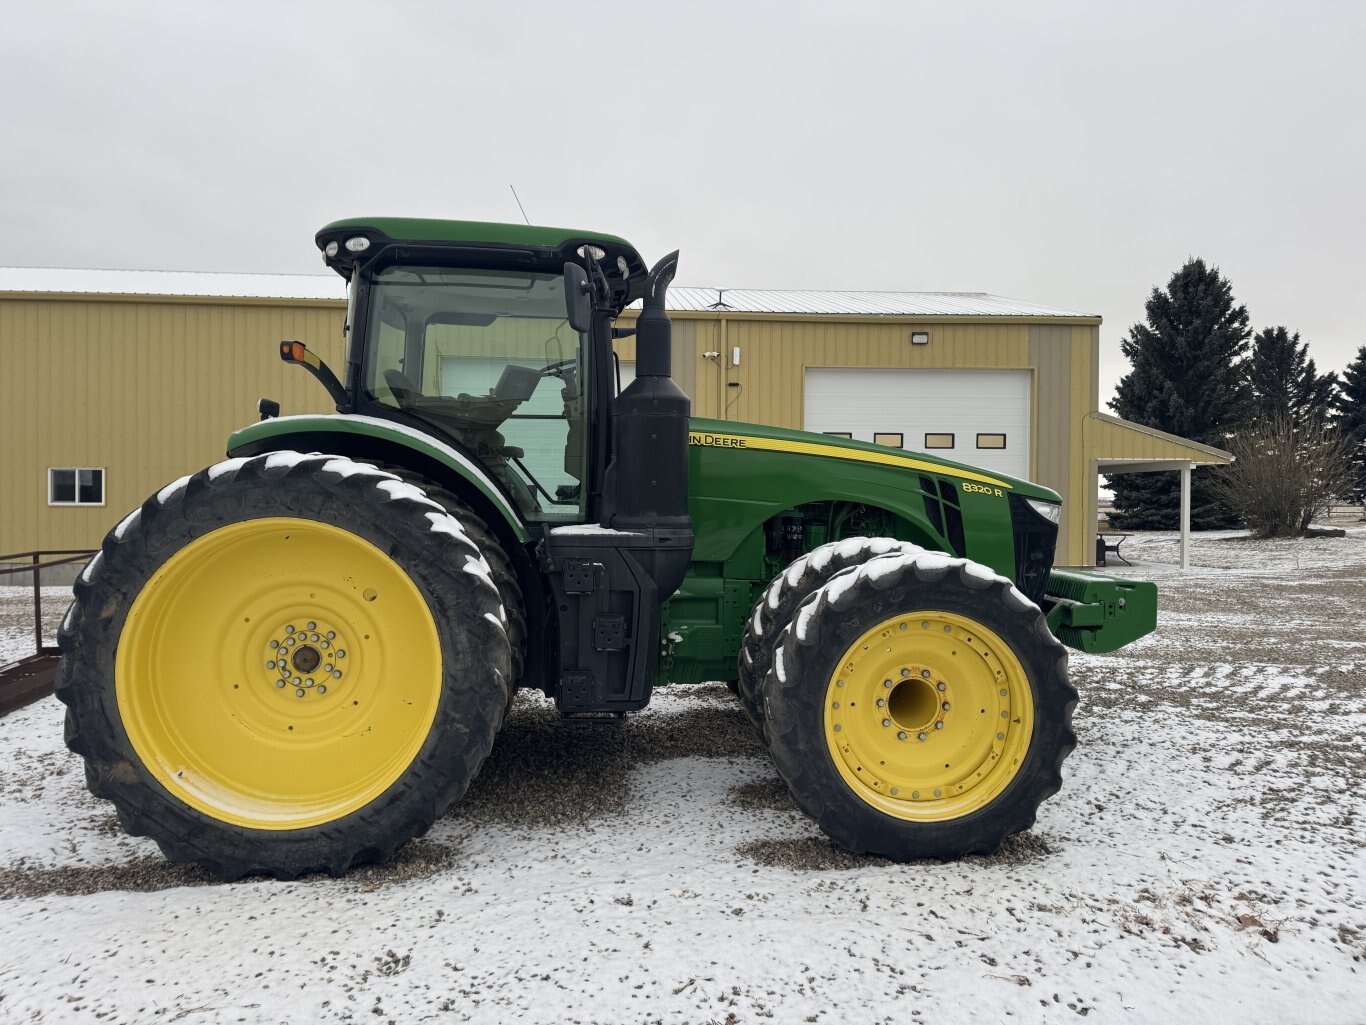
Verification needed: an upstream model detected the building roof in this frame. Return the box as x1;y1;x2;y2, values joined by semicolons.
665;287;1094;318
0;267;346;301
0;267;1096;319
1084;411;1233;466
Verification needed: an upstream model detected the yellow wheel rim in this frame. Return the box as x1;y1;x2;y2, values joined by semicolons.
116;517;442;830
823;611;1033;821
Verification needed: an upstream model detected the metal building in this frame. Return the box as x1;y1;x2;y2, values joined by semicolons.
0;269;1229;570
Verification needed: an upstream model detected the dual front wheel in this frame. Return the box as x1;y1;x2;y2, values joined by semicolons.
742;542;1077;860
57;453;517;880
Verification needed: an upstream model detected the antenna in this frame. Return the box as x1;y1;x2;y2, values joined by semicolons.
509;185;531;225
706;288;732;311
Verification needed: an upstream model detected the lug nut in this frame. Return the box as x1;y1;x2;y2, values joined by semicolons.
337;650;346;659
276;680;285;689
326;631;336;639
316;685;327;695
921;669;931;679
295;688;305;697
942;702;951;711
937;682;946;692
917;731;928;742
286;625;295;634
266;660;276;669
882;718;891;727
876;698;885;708
900;668;911;678
332;671;342;679
306;621;316;630
897;731;907;741
935;721;944;730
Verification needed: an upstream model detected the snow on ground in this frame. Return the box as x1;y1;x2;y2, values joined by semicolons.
2;532;1364;1023
0;586;71;665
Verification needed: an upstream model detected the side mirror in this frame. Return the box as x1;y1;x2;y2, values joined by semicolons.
563;262;593;334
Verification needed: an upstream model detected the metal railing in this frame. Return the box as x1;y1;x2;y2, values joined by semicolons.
0;549;98;658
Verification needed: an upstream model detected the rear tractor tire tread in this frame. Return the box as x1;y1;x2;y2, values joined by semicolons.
378;464;528;698
56;451;512;881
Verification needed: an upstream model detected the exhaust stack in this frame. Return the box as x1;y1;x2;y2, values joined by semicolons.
604;251;692;544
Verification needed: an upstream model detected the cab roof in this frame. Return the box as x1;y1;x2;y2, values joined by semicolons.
316;217;649;312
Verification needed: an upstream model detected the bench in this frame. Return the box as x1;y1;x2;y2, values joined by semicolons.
1096;533;1130;567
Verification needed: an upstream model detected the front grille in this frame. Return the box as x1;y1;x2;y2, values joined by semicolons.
1007;495;1058;605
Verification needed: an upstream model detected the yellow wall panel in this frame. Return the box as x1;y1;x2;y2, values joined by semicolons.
0;297;345;553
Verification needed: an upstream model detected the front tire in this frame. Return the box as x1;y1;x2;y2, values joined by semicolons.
737;537;922;736
56;452;511;880
763;551;1075;860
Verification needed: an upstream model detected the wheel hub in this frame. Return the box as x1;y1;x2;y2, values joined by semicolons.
265;619;348;697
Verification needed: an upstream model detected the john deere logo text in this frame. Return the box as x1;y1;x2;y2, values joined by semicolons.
689;432;748;449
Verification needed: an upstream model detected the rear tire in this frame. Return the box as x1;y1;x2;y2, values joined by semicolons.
738;538;921;736
380;465;528;704
56;452;511;880
763;550;1075;860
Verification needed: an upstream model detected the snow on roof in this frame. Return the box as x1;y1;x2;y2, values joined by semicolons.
0;268;1095;318
0;267;345;301
664;287;1094;318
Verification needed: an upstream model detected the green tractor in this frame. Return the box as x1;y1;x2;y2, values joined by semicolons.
56;219;1156;879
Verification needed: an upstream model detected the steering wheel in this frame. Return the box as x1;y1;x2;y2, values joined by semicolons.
541;357;577;380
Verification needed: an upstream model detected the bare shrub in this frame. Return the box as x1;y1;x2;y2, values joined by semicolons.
1212;416;1356;538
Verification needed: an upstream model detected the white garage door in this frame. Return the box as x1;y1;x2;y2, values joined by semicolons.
804;368;1031;480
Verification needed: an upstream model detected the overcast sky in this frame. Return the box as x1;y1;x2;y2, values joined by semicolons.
3;0;1362;403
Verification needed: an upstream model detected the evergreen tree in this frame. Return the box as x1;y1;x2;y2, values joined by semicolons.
1334;345;1366;503
1107;258;1252;530
1248;326;1338;426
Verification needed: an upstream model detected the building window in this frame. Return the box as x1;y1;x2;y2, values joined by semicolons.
823;431;852;439
923;433;955;449
49;468;105;506
976;433;1007;449
874;432;904;448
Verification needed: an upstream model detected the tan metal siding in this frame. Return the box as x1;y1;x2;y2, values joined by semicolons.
1071;327;1101;567
0;297;344;553
1028;325;1072;558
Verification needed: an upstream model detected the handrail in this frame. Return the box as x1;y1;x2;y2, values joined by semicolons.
0;549;98;656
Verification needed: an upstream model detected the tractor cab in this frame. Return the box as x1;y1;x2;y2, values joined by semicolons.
313;218;654;526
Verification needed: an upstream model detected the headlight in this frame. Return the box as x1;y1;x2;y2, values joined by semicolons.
1025;498;1062;524
324;240;339;258
344;236;370;253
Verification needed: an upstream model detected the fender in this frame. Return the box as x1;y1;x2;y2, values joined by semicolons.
227;414;531;543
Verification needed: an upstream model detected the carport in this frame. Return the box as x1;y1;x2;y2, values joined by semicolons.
1085;413;1234;570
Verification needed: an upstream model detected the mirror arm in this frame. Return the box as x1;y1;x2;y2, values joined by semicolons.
279;340;351;412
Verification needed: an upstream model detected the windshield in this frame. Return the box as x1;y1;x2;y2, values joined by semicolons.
363;265;588;522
